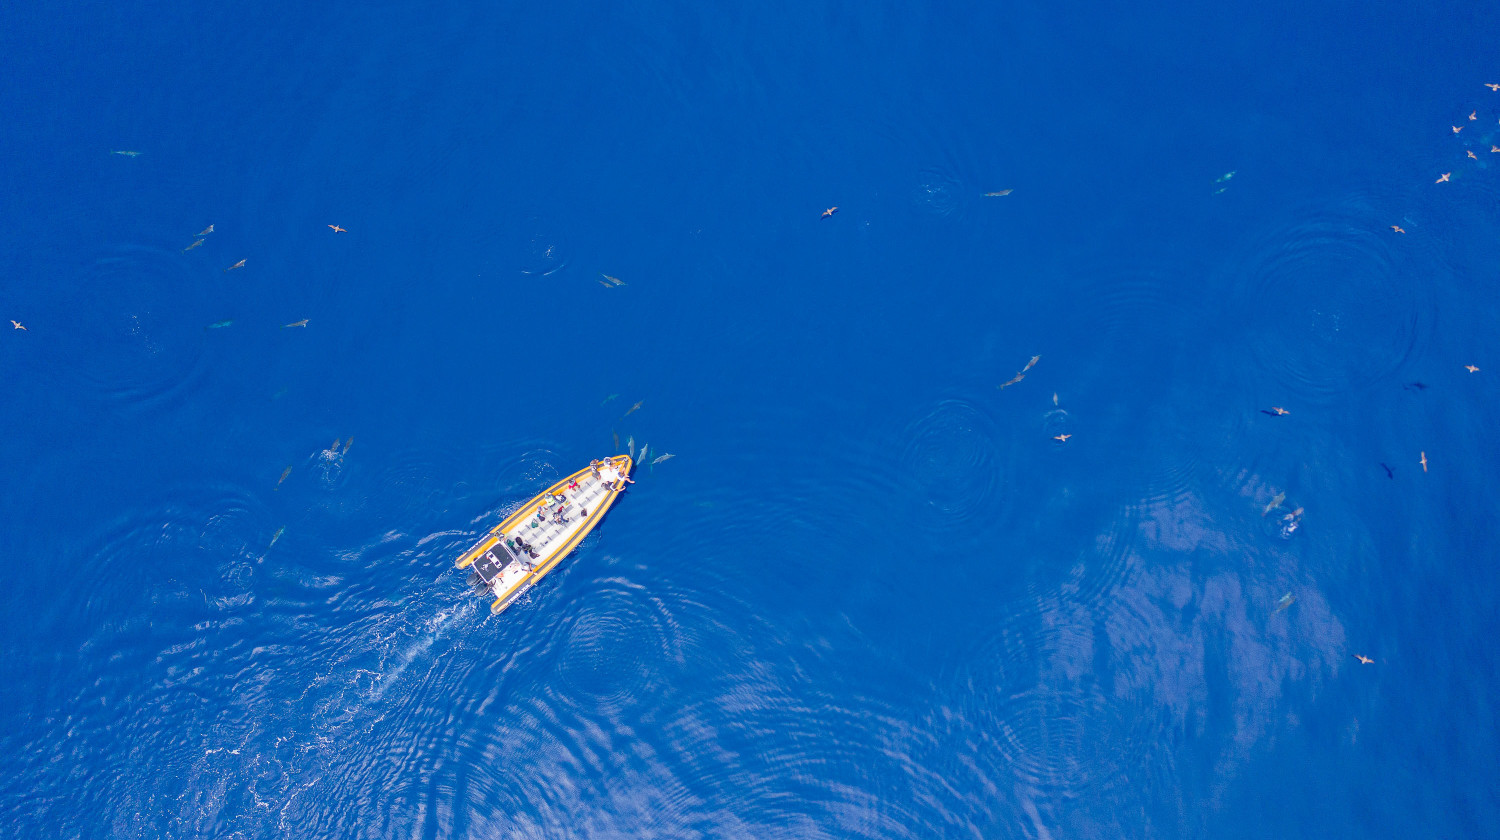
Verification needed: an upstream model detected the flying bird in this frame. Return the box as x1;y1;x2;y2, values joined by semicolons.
1419;451;1428;472
1469;111;1477;120
1488;83;1500;91
10;320;25;330
1452;125;1463;134
1468;151;1479;160
328;224;346;233
1465;365;1480;373
1436;172;1450;183
1269;406;1290;416
1053;433;1071;442
1493;146;1500;153
1390;225;1405;233
821;207;838;218
1354;655;1374;665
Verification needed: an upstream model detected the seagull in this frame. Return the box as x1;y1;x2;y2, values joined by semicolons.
10;320;25;330
1452;125;1463;134
1354;655;1374;665
328;224;346;233
821;207;838;218
1419;451;1428;472
1469;111;1478;120
1492;146;1500;153
1390;225;1405;233
1488;83;1500;91
1053;433;1071;442
1269;406;1290;416
1436;172;1450;183
1465;365;1480;373
1469;151;1479;159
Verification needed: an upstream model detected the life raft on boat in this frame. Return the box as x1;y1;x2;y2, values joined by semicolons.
456;455;633;615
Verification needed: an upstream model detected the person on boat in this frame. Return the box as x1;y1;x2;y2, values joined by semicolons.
567;479;580;492
612;472;634;491
589;460;604;479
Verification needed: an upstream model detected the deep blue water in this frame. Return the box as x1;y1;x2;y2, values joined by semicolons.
4;1;1500;837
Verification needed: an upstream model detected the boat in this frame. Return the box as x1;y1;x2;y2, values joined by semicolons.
456;455;634;614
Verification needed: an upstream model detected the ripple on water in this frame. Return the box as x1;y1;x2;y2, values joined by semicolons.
1225;209;1430;401
910;165;969;221
504;209;570;278
459;560;768;837
61;245;216;407
547;574;684;714
898;399;1009;532
1066;262;1212;361
195;488;278;604
943;595;1161;802
74;501;218;629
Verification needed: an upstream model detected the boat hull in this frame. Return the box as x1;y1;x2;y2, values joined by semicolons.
456;455;632;615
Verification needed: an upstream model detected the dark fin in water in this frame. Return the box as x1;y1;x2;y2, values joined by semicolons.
1380;462;1393;479
1404;382;1428;391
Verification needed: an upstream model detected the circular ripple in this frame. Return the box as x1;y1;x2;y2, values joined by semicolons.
898;400;1006;527
505;210;570;278
1059;506;1141;611
548;575;682;713
1225;213;1429;400
60;245;216;407
910;166;969;220
76;513;198;628
945;599;1161;799
1066;263;1212;358
198;490;276;562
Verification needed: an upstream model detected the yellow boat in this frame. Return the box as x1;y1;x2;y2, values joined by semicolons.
456;454;634;614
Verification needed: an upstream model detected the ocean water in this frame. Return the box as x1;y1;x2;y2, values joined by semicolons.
3;1;1499;837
